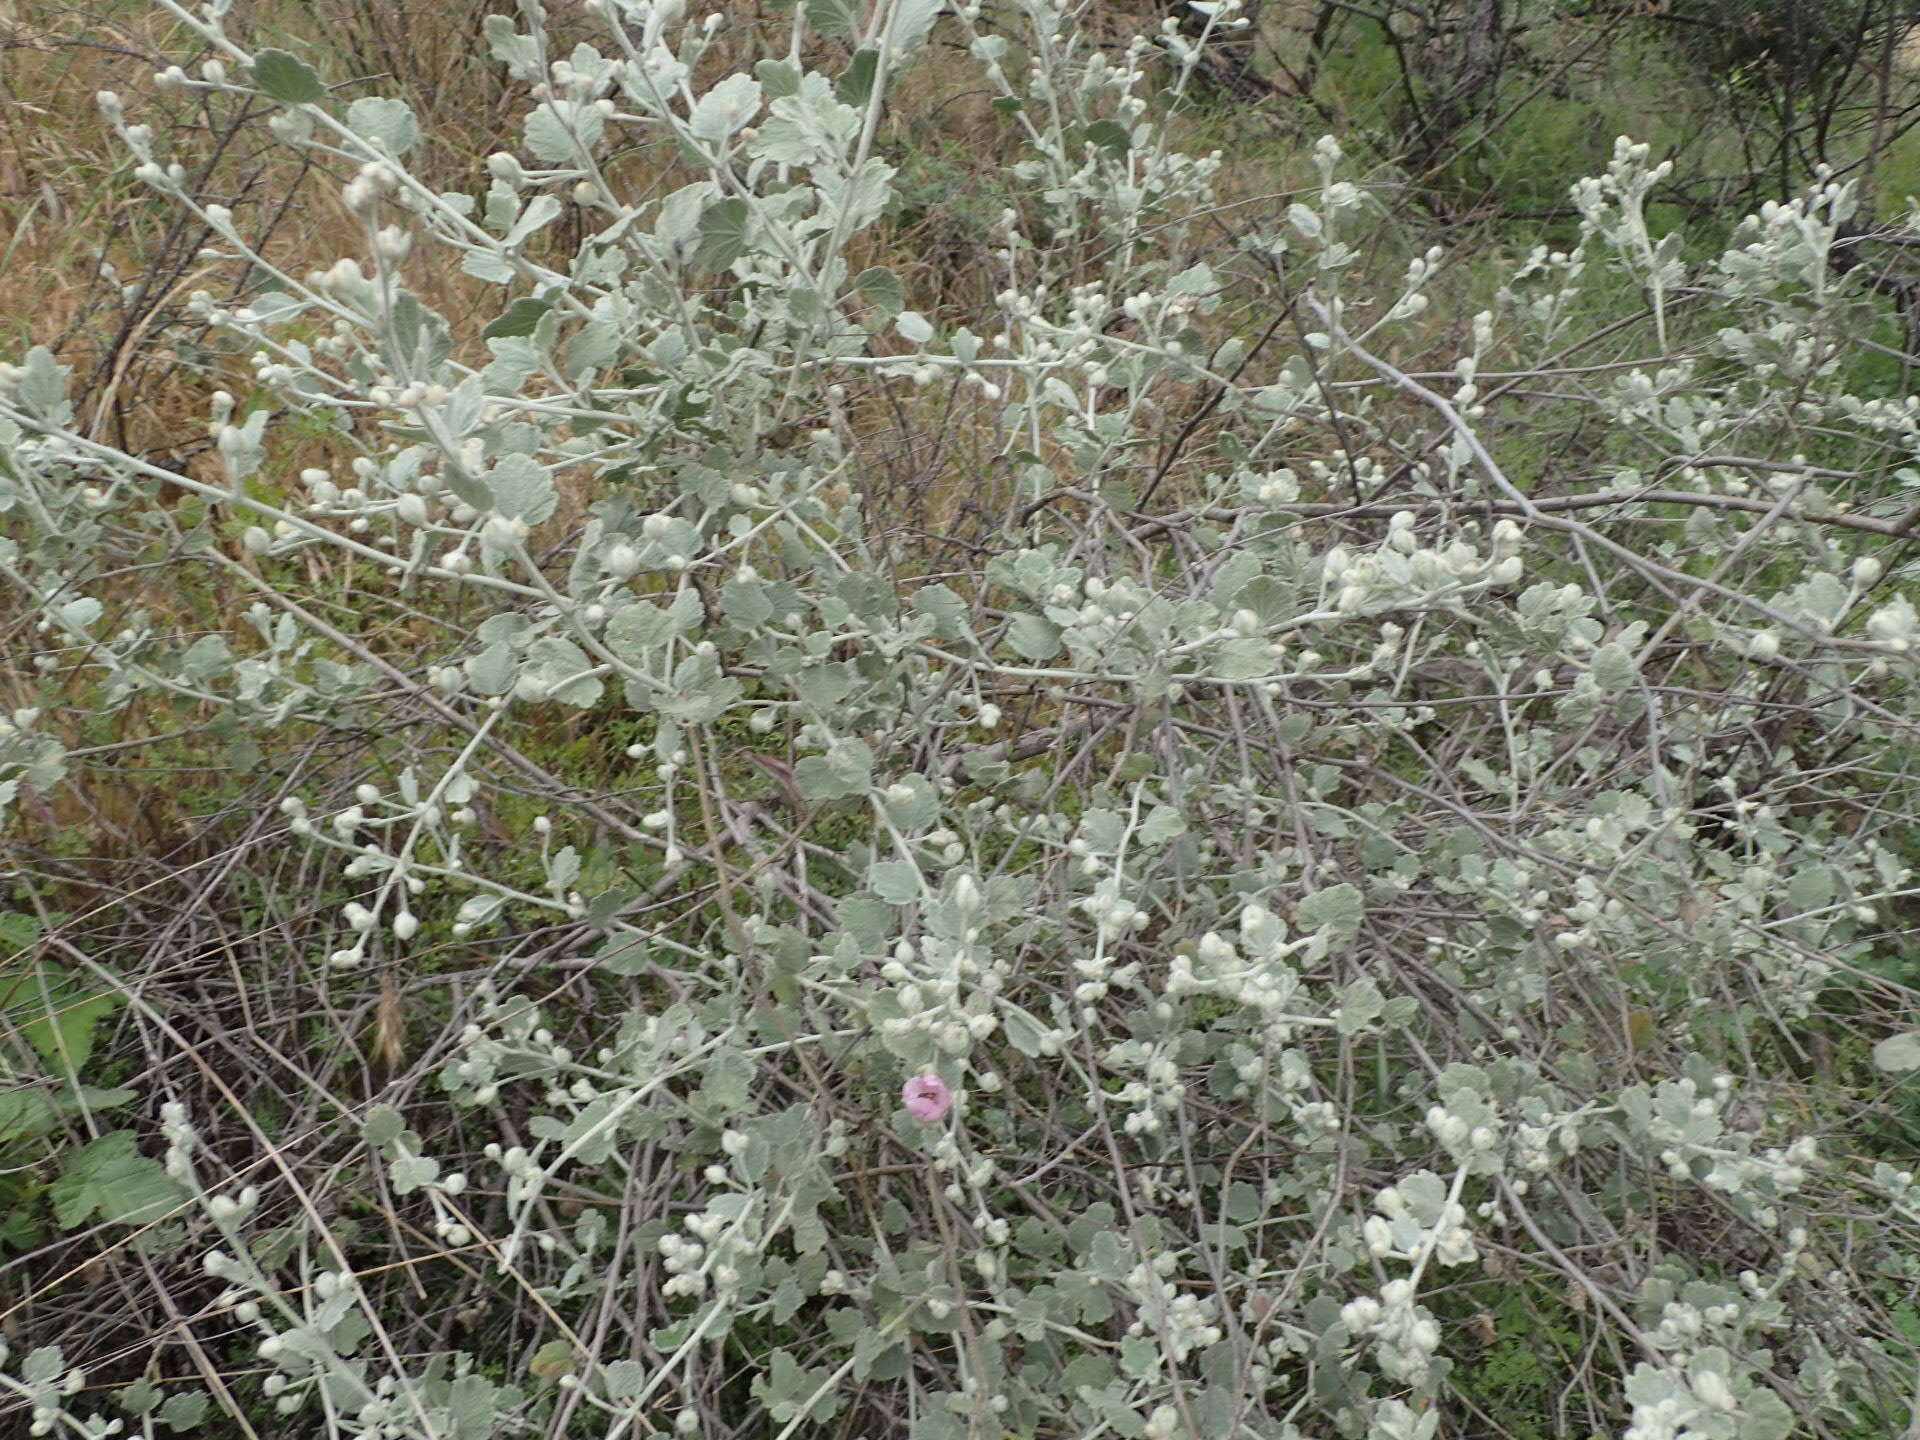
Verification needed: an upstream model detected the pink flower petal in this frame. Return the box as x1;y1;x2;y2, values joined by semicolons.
901;1073;953;1123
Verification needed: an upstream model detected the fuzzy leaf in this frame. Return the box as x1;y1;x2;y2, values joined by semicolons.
347;96;418;155
482;297;551;340
1006;614;1061;661
1874;1032;1920;1073
696;198;750;271
253;49;325;104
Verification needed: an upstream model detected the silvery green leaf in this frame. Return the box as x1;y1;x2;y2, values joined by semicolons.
890;0;943;55
455;894;502;929
895;311;934;344
604;1360;647;1401
1077;809;1125;853
347;96;418;155
1041;376;1079;410
179;634;231;682
442;1377;498;1440
54;598;101;631
755;58;803;98
1000;1005;1049;1058
795;662;853;709
566;320;620;380
1237;575;1293;626
655;180;716;250
1209;550;1263;607
389;1153;439;1194
526;637;602;707
17;347;72;426
880;774;938;829
363;1104;405;1146
21;1346;63;1385
1334;977;1385;1036
1138;806;1186;846
467;642;517;694
1786;865;1833;914
868;859;922;904
1212;639;1271;680
696;198;750;270
1382;995;1420;1027
690;73;762;141
487;454;556;523
482;335;541;395
485;178;519;233
1589;641;1637;692
477;613;533;646
816;157;895;236
805;0;861;40
1739;1389;1795;1440
253;49;325;104
462;248;517;284
722;578;774;627
1006;614;1061;661
606;601;678;659
482;13;538;73
852;266;904;321
749;114;824;166
524;100;603;163
504;194;563;248
796;738;872;799
1169;261;1218;296
444;374;488;436
389;294;451;376
660;657;742;722
1795;572;1849;627
1297;882;1363;943
911;582;970;639
1873;1032;1920;1072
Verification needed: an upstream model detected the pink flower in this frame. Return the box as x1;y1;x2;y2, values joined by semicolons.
901;1073;954;1123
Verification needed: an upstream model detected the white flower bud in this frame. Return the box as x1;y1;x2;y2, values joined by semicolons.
482;513;529;551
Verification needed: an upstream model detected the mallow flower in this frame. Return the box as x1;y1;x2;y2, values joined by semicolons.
902;1073;954;1123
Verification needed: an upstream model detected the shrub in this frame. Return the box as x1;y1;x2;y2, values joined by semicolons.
5;2;1920;1437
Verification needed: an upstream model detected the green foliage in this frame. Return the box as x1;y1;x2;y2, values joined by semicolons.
7;2;1920;1438
49;1130;184;1230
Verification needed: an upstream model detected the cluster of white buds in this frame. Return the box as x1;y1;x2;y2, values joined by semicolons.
342;161;400;216
1866;595;1916;650
1363;1172;1478;1266
660;1197;756;1299
876;934;1002;1057
1340;1277;1443;1384
1164;924;1315;1037
659;1232;709;1298
1122;1254;1222;1362
1103;1038;1185;1136
1074;876;1149;941
1320;525;1522;617
1513;1105;1585;1173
